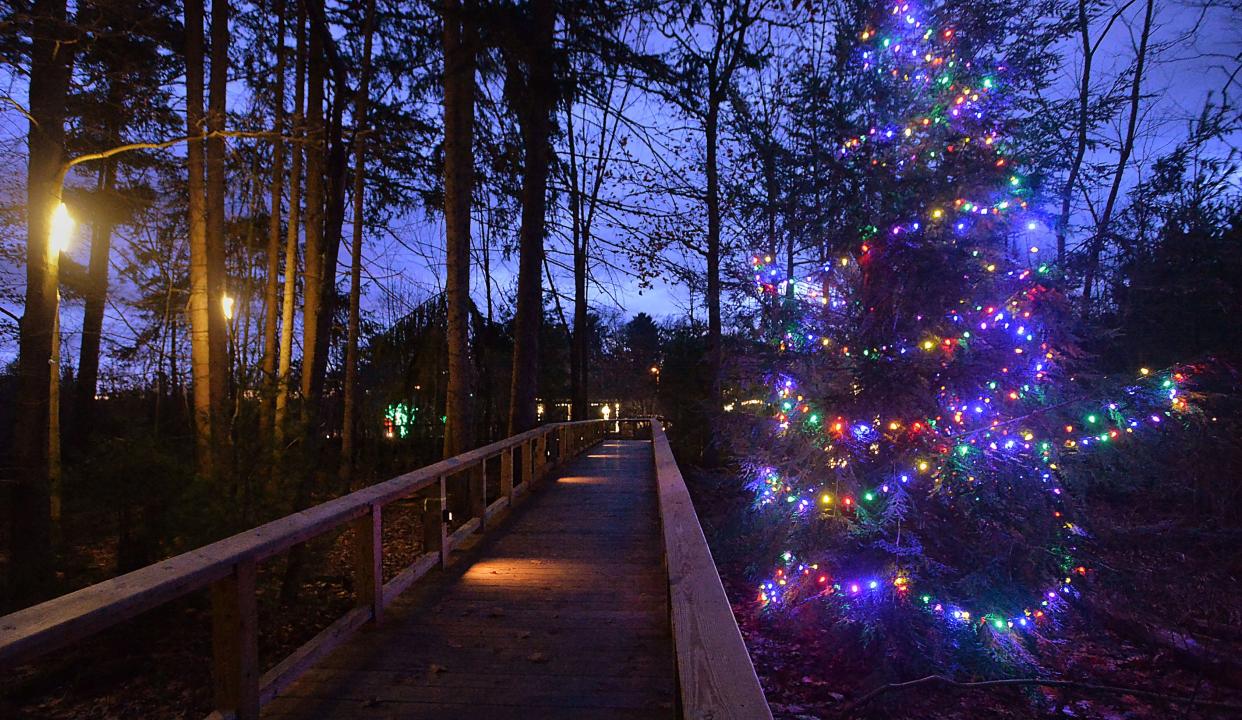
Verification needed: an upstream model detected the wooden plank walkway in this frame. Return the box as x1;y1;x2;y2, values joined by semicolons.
262;439;676;719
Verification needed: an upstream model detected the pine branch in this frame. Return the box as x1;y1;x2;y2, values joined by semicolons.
839;674;1242;716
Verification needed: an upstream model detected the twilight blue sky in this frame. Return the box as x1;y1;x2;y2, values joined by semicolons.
0;0;1238;377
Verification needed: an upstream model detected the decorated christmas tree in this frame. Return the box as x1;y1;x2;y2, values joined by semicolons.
736;0;1195;646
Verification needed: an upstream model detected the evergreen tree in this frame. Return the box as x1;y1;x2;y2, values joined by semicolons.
734;0;1196;664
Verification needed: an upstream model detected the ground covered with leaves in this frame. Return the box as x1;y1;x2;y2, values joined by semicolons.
685;462;1242;720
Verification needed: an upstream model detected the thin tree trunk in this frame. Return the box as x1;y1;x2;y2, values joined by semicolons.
299;0;325;423
275;1;305;445
1057;0;1093;267
340;0;378;488
74;159;117;447
442;0;477;457
260;0;288;441
506;0;556;435
1081;0;1153;320
305;0;350;426
49;294;61;526
482;205;493;324
280;0;327;605
185;0;216;483
206;0;232;485
705;91;722;398
567;109;587;421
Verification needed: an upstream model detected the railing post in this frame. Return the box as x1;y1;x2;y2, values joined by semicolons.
536;433;547;479
352;503;383;624
424;475;448;567
470;461;486;528
501;446;514;502
526;438;537;486
211;559;259;720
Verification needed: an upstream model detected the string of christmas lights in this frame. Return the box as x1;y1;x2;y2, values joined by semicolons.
740;1;1196;635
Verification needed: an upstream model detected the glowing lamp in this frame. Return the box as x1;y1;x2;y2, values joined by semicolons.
50;202;74;253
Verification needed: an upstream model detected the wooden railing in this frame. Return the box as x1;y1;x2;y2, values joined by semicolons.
650;418;773;720
0;419;608;720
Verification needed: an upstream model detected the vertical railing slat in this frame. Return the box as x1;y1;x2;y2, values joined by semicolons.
353;503;383;623
423;475;448;567
211;559;259;720
501;446;514;502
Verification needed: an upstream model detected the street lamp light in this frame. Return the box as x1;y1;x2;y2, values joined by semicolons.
50;202;73;253
221;294;235;321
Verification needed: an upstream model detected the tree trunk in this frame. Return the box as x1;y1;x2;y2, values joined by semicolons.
301;0;350;431
74;159;117;447
1081;0;1153;321
299;0;325;424
442;0;477;457
506;0;556;435
206;0;232;485
260;0;288;441
185;0;216;483
571;200;588;422
12;0;74;605
275;0;305;445
1056;0;1093;268
281;0;337;604
339;0;378;489
566;106;588;422
704;92;722;399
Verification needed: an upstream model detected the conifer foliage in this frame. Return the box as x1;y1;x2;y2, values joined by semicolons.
735;0;1198;648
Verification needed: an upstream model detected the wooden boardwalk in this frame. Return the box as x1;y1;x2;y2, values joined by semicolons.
262;439;677;719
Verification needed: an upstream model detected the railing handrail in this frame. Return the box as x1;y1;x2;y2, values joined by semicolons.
650;418;773;720
0;420;604;672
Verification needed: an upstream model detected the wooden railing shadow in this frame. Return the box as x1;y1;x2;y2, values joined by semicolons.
0;420;607;719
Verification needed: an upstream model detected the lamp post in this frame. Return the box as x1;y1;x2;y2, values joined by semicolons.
48;202;73;524
649;365;660;415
